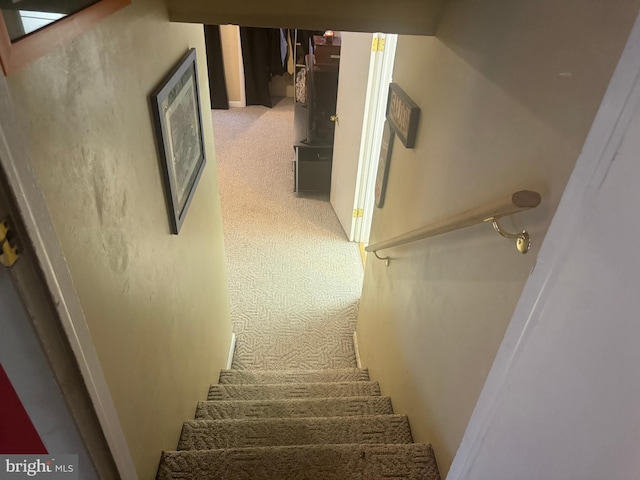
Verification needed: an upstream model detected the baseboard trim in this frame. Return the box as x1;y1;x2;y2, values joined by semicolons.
228;100;245;108
353;332;362;369
226;333;236;369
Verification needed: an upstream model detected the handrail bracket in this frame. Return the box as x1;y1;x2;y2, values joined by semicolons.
373;250;390;267
485;217;531;254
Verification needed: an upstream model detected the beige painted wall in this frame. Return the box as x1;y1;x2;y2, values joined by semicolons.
219;25;243;104
219;24;293;103
6;0;233;478
356;0;640;476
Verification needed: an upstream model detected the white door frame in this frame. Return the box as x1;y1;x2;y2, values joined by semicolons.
352;33;397;243
0;267;98;478
447;12;640;479
0;76;137;478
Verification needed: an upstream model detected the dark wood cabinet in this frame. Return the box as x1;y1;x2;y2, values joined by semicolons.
294;106;333;192
293;36;340;194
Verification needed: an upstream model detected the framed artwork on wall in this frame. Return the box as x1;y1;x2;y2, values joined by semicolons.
151;48;207;234
386;83;420;148
375;120;395;208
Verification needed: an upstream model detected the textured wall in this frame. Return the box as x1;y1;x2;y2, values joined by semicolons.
356;0;640;475
6;0;233;478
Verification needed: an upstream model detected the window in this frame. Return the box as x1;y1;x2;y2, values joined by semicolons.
0;0;130;75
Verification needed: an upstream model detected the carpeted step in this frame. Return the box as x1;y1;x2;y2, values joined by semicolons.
157;443;440;480
219;368;370;384
207;382;381;401
178;415;413;449
195;396;394;420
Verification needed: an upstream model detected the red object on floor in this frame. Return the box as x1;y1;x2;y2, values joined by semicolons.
0;363;47;453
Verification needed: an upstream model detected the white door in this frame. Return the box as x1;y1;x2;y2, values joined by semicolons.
330;32;397;242
330;32;374;240
0;193;98;477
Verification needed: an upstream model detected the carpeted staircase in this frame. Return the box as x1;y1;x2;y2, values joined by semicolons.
156;368;441;479
156;103;441;478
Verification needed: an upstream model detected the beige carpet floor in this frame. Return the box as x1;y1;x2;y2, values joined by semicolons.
212;97;364;370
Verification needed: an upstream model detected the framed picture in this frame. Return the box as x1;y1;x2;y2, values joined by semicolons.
375;121;395;208
386;83;420;148
151;48;206;234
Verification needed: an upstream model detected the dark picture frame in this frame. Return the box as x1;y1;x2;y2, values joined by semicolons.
151;48;207;234
375;121;395;208
386;83;420;148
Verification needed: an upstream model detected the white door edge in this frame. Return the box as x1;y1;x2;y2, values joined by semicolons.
236;26;247;108
346;33;383;242
353;33;397;244
447;12;640;480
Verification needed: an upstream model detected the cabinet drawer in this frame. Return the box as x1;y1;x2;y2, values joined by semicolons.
297;160;332;193
294;145;333;194
297;147;332;162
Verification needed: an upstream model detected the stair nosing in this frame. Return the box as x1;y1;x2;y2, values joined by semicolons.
184;413;408;425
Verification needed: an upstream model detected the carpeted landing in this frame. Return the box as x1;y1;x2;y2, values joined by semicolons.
212;98;364;370
157;368;440;479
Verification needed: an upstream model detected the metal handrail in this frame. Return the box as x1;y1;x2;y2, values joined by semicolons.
366;190;541;265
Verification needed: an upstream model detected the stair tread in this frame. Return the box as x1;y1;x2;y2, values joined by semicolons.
195;396;394;420
158;443;440;480
208;382;381;401
219;368;370;384
178;415;413;449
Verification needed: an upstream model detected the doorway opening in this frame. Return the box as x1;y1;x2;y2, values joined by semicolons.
206;26;396;369
207;27;397;248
